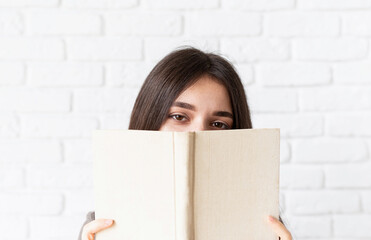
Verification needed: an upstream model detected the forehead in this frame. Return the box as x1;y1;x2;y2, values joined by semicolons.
174;76;232;110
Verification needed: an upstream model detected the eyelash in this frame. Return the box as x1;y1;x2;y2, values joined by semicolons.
168;114;231;129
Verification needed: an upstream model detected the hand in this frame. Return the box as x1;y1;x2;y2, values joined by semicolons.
267;215;292;240
81;218;114;240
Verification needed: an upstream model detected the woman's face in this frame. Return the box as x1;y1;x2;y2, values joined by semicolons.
159;75;233;132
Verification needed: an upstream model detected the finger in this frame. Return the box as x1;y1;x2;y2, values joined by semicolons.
267;216;292;240
82;219;114;240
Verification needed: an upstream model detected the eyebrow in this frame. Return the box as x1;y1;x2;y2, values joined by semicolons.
172;101;234;119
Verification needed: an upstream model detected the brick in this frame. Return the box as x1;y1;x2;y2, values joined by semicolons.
0;37;64;60
265;12;339;37
27;10;101;35
62;0;137;8
252;113;323;137
27;164;93;188
101;113;131;130
222;0;294;10
0;11;23;35
0;215;28;238
362;191;371;213
30;216;84;238
106;62;153;88
343;12;371;36
28;63;103;86
293;38;368;60
0;113;19;138
221;38;290;62
246;88;298;112
292;138;368;163
279;191;286;211
280;165;323;189
0;62;24;85
280;140;290;163
288;216;331;237
106;13;182;36
65;190;94;214
0;193;63;214
0;87;70;112
334;215;371;237
256;63;331;86
234;63;254;86
188;12;261;36
0;167;23;188
20;114;98;138
300;86;371;111
325;164;371;188
333;62;371;84
328;113;371;136
143;0;218;9
298;0;371;10
0;0;58;7
144;37;219;61
64;139;92;163
0;139;61;163
74;88;139;113
285;190;360;214
67;37;142;60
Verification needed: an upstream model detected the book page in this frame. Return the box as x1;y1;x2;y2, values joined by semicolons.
92;130;176;240
194;128;280;240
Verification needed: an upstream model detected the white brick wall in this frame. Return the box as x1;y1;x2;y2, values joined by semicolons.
0;1;370;239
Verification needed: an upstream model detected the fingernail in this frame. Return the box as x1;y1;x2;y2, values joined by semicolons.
268;216;274;222
105;219;113;226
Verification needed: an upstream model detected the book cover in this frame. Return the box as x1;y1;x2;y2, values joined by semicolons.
92;128;280;240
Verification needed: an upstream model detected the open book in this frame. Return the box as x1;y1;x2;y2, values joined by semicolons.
92;128;280;240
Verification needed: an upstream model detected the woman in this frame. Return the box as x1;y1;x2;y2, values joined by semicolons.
78;46;292;240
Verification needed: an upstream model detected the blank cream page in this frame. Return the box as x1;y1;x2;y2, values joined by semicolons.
193;128;280;240
93;130;176;240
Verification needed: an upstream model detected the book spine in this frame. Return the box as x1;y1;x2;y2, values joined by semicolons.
173;132;195;240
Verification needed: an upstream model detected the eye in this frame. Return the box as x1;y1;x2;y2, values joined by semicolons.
211;121;230;129
169;114;187;121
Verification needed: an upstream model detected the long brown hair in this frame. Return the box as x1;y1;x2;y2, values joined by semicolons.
128;46;252;130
